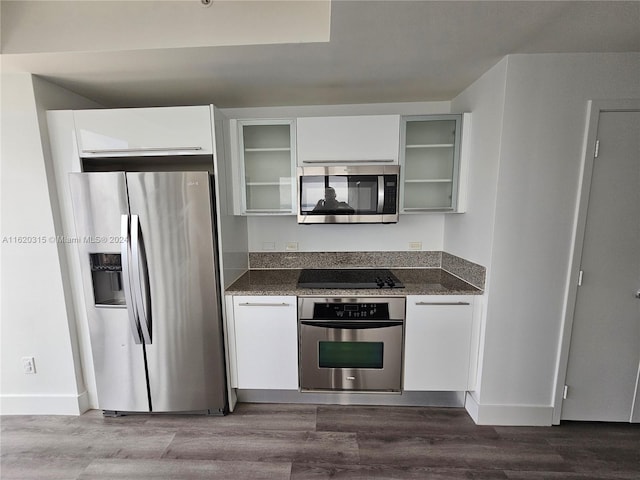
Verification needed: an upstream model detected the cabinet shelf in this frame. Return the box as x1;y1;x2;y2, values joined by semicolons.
405;179;453;184
403;206;452;211
246;181;290;186
406;144;454;149
245;147;291;153
233;119;296;215
245;208;293;214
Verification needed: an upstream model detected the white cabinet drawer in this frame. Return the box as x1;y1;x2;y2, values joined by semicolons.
297;115;400;164
74;106;214;157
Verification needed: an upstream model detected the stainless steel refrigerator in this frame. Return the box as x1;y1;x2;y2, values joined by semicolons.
69;171;227;415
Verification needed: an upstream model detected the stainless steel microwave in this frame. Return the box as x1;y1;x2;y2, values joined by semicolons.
297;165;400;224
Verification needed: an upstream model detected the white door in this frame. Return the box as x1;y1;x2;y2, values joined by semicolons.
562;110;640;422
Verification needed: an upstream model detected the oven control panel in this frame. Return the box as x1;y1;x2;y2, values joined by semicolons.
312;303;390;320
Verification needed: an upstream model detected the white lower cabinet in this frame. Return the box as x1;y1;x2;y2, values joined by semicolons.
231;296;298;390
404;295;475;391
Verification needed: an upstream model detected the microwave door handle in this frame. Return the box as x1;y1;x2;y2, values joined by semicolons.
377;175;385;214
130;215;152;344
121;214;142;344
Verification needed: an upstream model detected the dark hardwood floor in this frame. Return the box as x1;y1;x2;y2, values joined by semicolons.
2;403;639;479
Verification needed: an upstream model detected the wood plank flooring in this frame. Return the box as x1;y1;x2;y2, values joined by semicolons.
2;403;639;479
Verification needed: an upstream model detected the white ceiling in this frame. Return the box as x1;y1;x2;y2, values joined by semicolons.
2;1;639;108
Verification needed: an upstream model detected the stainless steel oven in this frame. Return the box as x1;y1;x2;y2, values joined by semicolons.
298;297;405;392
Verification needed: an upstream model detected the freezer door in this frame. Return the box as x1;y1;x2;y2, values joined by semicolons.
126;172;227;413
69;172;150;412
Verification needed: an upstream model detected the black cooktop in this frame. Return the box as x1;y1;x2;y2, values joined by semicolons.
297;268;405;289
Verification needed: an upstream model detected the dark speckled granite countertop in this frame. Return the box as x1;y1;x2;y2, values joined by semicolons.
225;268;482;296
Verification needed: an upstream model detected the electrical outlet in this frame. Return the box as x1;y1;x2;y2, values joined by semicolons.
22;356;36;374
409;241;422;250
261;242;275;251
285;242;299;251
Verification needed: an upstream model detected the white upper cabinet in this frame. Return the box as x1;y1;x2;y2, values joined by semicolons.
74;106;214;157
230;119;296;215
297;115;400;165
400;113;471;213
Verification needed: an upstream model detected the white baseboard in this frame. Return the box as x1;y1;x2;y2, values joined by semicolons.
0;391;91;415
464;391;481;421
465;392;554;426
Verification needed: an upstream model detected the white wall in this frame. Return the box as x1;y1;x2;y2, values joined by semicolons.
446;58;507;268
212;108;250;287
248;214;445;252
449;53;640;425
446;57;508;403
46;110;101;410
2;1;330;53
221;101;451;120
0;73;100;414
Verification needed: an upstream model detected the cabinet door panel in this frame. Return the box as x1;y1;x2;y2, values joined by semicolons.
232;120;296;215
297;115;400;164
400;114;470;213
404;296;473;391
232;296;298;390
74;106;213;156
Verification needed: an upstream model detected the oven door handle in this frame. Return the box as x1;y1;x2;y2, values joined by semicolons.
300;320;403;329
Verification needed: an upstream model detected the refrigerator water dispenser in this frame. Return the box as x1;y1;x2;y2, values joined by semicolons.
90;253;125;307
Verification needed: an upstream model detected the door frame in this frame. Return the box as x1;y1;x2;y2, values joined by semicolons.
552;99;640;424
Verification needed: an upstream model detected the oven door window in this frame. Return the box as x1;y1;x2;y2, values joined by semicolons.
318;341;384;369
300;175;379;215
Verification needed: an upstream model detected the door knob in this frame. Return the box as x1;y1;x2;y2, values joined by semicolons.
636;290;640;299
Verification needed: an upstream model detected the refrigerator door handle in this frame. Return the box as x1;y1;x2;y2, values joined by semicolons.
131;214;152;344
121;214;142;344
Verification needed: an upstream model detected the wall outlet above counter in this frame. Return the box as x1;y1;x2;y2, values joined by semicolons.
285;242;299;251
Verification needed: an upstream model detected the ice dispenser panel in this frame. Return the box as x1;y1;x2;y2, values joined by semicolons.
90;253;125;307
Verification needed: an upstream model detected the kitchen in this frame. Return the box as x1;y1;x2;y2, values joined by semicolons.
2;1;640;478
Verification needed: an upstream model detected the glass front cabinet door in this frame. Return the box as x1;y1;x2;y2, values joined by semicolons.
400;114;469;213
231;119;296;215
